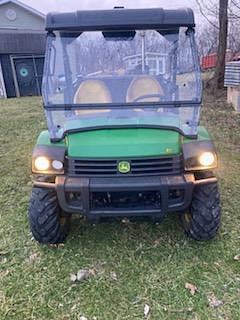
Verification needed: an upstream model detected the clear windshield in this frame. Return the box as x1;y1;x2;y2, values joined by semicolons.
43;28;202;140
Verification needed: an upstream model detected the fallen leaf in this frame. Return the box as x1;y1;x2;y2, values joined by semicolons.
234;254;240;261
144;304;150;317
70;269;92;283
153;239;161;246
49;243;65;248
77;270;90;282
187;307;193;312
27;253;39;263
122;218;131;224
110;272;118;281
0;251;8;256
93;262;107;275
160;305;168;312
0;291;5;303
208;293;223;308
88;268;96;276
0;269;9;278
49;244;58;248
132;298;141;305
70;274;77;282
185;282;198;295
71;304;77;311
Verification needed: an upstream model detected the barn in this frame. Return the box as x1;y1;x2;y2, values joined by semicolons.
0;0;46;98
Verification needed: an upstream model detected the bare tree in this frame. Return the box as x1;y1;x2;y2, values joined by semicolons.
196;0;219;28
195;0;240;91
196;24;218;57
212;0;229;91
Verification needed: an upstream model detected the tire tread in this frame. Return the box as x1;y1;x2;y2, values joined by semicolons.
29;187;69;244
181;183;221;241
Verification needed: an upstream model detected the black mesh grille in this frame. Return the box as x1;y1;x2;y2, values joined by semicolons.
67;156;183;177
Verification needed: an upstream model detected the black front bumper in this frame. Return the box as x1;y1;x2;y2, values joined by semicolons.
33;174;217;218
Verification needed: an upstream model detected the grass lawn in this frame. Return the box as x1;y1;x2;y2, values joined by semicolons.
0;94;239;320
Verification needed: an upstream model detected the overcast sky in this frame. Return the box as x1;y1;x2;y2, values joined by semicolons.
23;0;199;14
20;0;207;25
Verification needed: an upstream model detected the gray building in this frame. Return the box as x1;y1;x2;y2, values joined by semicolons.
0;0;46;98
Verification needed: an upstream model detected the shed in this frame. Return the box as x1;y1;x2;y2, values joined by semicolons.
225;61;240;112
0;0;46;98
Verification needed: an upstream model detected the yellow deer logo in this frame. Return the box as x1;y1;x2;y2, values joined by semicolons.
118;161;131;174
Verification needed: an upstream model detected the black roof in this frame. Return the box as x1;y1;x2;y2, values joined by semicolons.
46;8;195;32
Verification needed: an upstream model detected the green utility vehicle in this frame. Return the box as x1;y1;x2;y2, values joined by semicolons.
29;7;221;244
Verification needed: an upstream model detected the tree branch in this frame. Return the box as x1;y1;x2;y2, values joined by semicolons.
195;0;219;29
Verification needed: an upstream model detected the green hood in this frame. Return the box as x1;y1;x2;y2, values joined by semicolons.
66;128;180;158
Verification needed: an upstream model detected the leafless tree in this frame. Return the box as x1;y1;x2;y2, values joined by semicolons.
196;0;240;92
196;24;218;57
212;0;229;91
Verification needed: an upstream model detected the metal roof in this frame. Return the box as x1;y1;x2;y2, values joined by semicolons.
46;8;195;32
0;30;46;54
225;61;240;87
0;0;45;19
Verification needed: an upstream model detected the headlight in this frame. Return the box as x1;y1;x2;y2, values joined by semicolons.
183;141;218;171
199;152;215;167
34;157;50;171
33;157;64;173
52;160;64;170
32;145;65;174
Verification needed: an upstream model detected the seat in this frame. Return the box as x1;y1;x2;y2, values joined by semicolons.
126;75;163;103
74;79;112;116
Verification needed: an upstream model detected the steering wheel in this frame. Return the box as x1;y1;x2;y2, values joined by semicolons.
133;94;164;103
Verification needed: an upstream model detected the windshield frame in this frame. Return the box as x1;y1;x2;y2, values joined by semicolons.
48;123;199;143
44;100;200;111
43;27;202;142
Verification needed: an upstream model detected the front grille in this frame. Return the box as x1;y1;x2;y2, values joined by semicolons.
67;156;183;177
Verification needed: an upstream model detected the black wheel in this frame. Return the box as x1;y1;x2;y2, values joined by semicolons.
29;187;71;244
181;183;221;241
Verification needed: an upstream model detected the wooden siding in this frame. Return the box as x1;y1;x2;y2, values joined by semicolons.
0;2;45;30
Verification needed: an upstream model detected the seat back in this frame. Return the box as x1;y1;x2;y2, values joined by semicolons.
74;79;112;104
126;76;163;102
